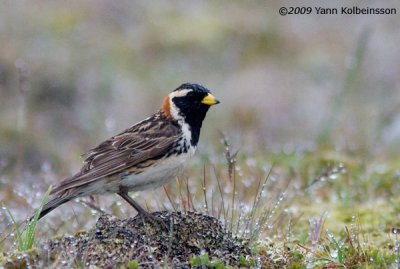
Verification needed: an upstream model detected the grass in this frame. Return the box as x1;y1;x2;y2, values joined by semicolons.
156;136;399;268
1;141;399;268
4;186;51;252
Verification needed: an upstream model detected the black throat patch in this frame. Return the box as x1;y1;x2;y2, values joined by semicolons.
172;98;210;146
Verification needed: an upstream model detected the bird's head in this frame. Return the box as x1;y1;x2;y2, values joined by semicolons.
162;83;220;122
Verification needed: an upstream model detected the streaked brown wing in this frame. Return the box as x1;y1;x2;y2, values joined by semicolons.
51;113;181;194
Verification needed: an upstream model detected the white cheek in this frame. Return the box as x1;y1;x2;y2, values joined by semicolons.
169;99;182;120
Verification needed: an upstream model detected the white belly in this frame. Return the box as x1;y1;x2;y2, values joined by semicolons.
120;148;195;191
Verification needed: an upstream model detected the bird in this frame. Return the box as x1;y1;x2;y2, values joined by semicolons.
35;83;219;221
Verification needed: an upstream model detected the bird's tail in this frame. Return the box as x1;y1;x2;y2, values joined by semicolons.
34;195;72;221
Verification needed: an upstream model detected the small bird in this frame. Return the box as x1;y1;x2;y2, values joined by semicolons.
36;83;219;220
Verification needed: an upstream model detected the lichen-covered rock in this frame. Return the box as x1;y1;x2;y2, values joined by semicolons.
5;211;252;268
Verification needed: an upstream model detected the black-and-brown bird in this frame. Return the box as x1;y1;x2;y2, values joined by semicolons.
36;83;219;220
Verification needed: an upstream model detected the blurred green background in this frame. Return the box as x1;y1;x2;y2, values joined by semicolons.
0;0;399;230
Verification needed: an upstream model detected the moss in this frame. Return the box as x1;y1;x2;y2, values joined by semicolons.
126;260;139;269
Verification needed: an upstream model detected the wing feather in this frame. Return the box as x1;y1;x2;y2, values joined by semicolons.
51;113;181;194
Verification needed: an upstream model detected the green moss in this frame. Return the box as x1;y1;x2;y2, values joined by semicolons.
286;263;307;269
126;259;139;269
239;255;256;267
190;253;210;266
190;253;231;269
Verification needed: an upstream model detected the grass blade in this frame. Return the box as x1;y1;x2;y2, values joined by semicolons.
4;206;24;251
24;185;52;250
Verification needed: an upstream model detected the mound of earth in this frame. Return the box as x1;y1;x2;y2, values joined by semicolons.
3;211;254;268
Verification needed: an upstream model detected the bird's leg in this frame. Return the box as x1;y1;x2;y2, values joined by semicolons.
118;192;150;216
118;191;169;229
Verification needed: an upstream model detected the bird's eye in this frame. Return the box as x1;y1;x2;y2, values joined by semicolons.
186;91;195;97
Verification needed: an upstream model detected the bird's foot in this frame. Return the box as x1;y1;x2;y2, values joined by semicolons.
137;211;170;230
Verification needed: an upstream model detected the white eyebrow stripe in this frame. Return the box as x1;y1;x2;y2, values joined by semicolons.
169;89;191;98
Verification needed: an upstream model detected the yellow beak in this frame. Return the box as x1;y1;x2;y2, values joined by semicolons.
201;93;220;106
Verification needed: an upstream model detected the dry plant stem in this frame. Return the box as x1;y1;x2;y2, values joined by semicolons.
290;212;304;232
345;226;354;249
202;165;209;215
154;196;166;212
245;175;262;234
221;132;239;232
163;186;177;211
176;178;186;212
144;201;151;212
235;203;244;236
220;131;238;181
79;200;107;215
217;199;223;221
211;188;215;217
244;164;274;238
287;215;293;242
230;168;236;232
272;210;287;234
213;165;227;227
185;177;195;211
